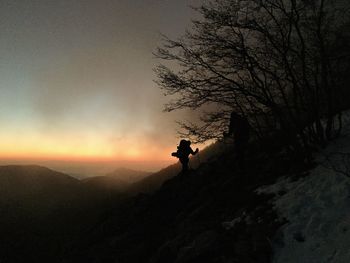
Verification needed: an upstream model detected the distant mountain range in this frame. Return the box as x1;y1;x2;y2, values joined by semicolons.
0;165;81;207
82;167;152;192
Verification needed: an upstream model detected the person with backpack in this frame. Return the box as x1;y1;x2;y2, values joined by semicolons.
171;140;199;173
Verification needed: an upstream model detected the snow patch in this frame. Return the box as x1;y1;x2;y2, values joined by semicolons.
259;111;350;263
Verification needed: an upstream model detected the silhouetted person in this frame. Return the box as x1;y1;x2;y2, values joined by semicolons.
224;112;250;170
172;140;199;173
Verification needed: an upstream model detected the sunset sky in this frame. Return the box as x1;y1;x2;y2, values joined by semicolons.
0;0;202;173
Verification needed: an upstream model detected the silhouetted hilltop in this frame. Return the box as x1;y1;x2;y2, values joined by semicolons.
82;167;151;192
0;165;84;213
106;167;152;183
0;165;123;263
0;165;79;194
127;163;181;194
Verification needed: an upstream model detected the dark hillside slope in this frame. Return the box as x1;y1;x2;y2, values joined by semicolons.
0;164;79;192
128;141;227;195
64;148;300;263
127;162;181;194
0;165;82;213
0;165;117;263
82;168;152;193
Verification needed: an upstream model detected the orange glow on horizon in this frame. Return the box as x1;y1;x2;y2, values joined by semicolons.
0;149;175;163
0;155;174;163
0;132;175;163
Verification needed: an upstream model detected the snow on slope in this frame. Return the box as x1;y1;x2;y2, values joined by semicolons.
260;112;350;263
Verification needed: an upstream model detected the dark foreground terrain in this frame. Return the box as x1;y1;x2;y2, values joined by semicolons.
0;145;307;263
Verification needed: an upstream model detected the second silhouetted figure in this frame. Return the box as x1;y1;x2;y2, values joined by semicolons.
172;139;199;173
224;112;250;170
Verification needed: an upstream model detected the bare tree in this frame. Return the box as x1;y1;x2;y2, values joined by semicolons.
155;0;350;152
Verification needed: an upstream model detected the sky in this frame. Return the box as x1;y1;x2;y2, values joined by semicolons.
0;0;202;174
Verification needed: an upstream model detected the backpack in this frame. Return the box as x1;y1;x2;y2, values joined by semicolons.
176;140;191;158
